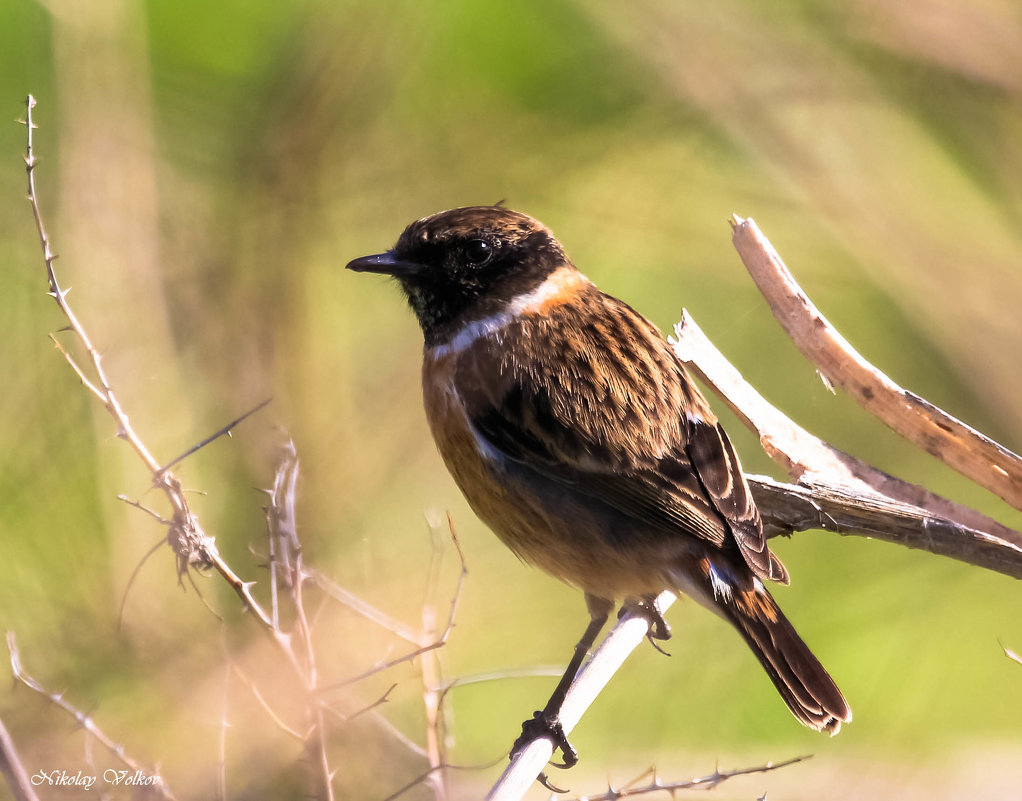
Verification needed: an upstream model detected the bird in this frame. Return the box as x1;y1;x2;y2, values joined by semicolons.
346;205;850;772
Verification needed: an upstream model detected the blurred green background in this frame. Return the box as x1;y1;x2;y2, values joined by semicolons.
3;1;1022;798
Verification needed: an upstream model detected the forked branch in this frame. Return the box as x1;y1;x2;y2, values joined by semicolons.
730;215;1022;512
491;215;1022;799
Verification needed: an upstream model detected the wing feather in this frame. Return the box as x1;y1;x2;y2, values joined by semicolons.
686;418;789;583
456;284;785;581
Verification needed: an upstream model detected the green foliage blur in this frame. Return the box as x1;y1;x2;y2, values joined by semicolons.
3;1;1022;798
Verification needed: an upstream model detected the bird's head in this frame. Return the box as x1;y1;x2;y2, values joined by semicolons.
346;206;570;345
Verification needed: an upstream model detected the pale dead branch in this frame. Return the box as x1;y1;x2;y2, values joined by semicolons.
489;216;1022;798
672;313;1022;578
729;214;1022;512
6;632;175;800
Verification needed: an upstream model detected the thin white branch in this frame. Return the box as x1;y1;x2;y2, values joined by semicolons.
485;592;676;801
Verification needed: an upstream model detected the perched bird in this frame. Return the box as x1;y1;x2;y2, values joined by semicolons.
347;206;850;768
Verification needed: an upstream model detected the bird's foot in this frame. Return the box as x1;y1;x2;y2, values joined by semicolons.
620;598;672;655
510;710;578;791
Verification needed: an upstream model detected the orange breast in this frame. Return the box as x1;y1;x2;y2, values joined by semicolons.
421;347;544;563
421;349;489;497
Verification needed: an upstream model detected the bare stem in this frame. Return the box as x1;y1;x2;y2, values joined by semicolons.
730;214;1022;512
0;714;41;801
672;313;1022;578
6;632;176;800
559;754;811;800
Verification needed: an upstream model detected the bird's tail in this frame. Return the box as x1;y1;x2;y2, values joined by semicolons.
692;558;851;733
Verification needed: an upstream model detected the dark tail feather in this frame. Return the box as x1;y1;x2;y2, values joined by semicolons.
724;584;851;734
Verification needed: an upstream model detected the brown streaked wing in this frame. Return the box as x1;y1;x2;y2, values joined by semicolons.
686;418;789;584
468;403;730;547
454;287;735;549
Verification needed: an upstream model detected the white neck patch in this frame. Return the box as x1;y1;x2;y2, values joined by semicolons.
428;266;585;359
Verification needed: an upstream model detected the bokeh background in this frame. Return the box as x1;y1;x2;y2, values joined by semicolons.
3;1;1022;798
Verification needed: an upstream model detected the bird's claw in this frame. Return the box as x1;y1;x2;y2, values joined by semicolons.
511;709;579;773
537;772;569;794
620;599;672;655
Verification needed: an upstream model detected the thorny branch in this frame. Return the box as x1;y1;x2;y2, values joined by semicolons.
23;95;277;633
22;92;338;795
21;92;1022;800
261;443;334;800
559;754;812;800
319;518;468;694
21;94;463;801
6;632;176;800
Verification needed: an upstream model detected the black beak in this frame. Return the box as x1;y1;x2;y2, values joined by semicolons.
345;250;423;277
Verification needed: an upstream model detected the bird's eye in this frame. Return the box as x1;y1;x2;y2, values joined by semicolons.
464;239;492;265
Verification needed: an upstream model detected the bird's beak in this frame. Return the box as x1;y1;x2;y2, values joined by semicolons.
345;250;423;277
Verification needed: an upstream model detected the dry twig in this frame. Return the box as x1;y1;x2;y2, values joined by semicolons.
6;632;175;800
21;94;482;801
730;215;1022;512
320;520;467;693
22;94;337;800
0;714;41;801
23;94;281;638
488;215;1022;798
672;314;1022;578
559;754;811;800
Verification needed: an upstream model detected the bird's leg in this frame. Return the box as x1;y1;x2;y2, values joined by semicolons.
619;594;672;655
511;594;612;788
